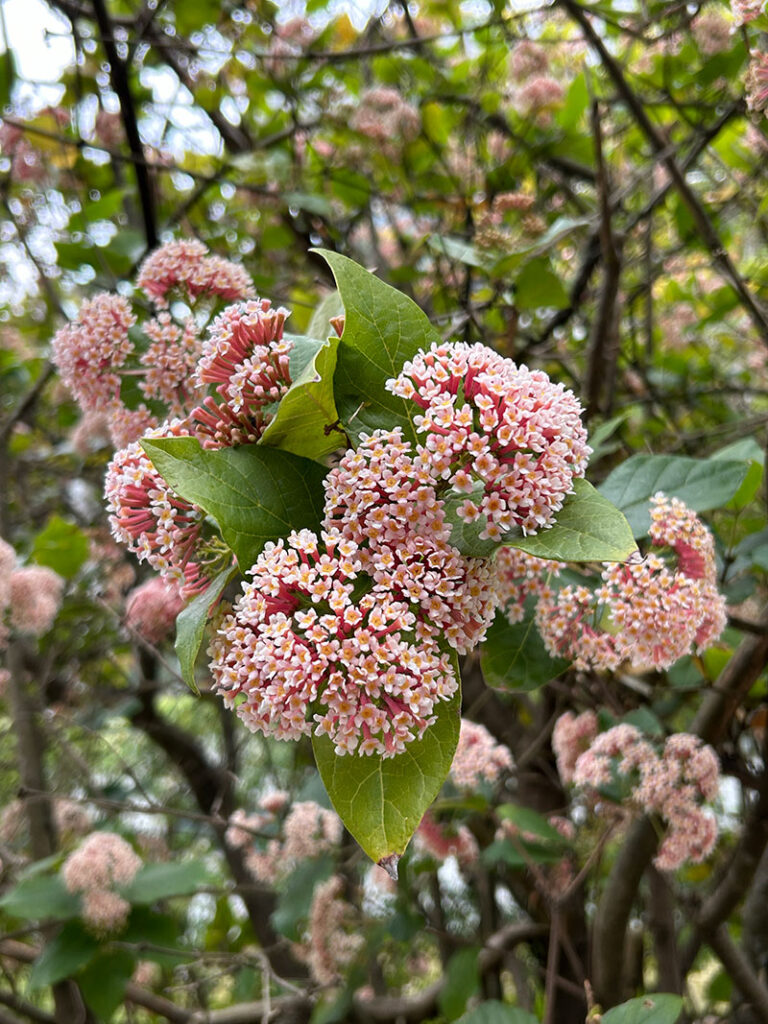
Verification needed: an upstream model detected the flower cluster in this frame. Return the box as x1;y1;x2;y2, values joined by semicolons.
124;576;186;645
537;493;726;671
350;87;421;144
62;832;142;934
568;722;719;871
322;429;500;653
494;546;562;625
449;720;513;789
551;710;599;785
387;342;590;539
414;811;479;867
746;50;768;114
136;239;254;309
209;529;456;757
104;421;208;596
732;0;764;23
191;298;293;448
300;876;365;984
0;537;64;647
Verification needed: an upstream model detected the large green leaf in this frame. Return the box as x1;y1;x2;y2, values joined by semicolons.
507;479;637;563
480;606;568;692
457;1001;539;1024
174;565;237;693
260;333;342;461
602;994;683;1024
313;249;441;445
313;670;461;867
439;947;481;1020
78;950;135;1020
599;454;749;536
141;436;327;571
31;514;89;579
271;854;335;941
29;921;99;989
496;804;569;846
0;872;79;921
122;860;214;904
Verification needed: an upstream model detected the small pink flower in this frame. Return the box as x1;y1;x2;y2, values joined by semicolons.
136;239;254;309
124;576;185;644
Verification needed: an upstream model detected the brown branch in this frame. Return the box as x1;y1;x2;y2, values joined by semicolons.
707;925;768;1023
559;0;768;345
90;0;158;249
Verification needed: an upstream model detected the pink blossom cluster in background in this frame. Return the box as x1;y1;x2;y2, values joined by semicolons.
124;576;186;645
226;798;341;885
52;240;256;449
536;493;726;671
387;341;591;540
0;537;63;646
732;0;764;24
62;831;142;934
414;811;479;867
692;8;734;55
449;719;513;789
300;875;365;984
350;87;421;146
746;50;768;113
494;546;562;625
562;721;720;871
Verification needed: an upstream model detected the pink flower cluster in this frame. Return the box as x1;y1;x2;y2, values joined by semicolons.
62;831;142;934
226;799;341;885
140;314;203;414
746;50;768;113
0;538;64;645
124;576;186;645
537;493;726;671
551;710;599;785
191;299;293;448
415;811;479;867
209;529;455;757
301;875;365;984
387;342;590;539
322;429;500;653
732;0;764;23
567;722;719;871
136;239;255;309
495;546;562;625
350;87;421;144
692;8;734;54
450;719;513;789
105;421;207;597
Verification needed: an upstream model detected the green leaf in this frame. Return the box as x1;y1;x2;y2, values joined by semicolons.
260;333;341;460
29;921;99;989
0;873;80;921
78;950;135;1020
122;860;214;904
508;479;637;563
428;234;497;270
457;1001;539;1024
557;71;589;130
599;454;750;536
443;483;499;558
588;412;629;462
514;258;569;310
312;667;461;865
175;565;237;693
711;438;764;510
31;514;89;579
602;994;683;1024
307;290;344;340
313;249;441;445
141;436;327;571
439;947;481;1020
496;804;568;845
491;216;591;276
122;907;187;965
480;605;568;692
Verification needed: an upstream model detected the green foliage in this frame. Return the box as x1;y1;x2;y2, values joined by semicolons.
30;514;89;579
29;921;99;989
602;995;683;1024
0;872;79;921
174;566;237;693
313;677;461;865
122;860;216;903
599;454;750;536
480;605;568;692
456;1001;539;1024
315;249;441;445
141;436;327;570
439;947;481;1020
78;950;136;1020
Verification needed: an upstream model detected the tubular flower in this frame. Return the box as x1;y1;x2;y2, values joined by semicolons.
322;429;501;653
450;720;513;789
190;299;293;448
494;545;563;625
51;293;136;413
572;726;719;871
136;239;254;308
104;420;208;596
387;342;590;539
208;529;456;758
536;583;621;672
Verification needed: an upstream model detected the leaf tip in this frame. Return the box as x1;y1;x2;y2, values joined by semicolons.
377;853;400;881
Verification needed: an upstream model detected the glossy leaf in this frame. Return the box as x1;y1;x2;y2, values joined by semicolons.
508;479;637;563
122;860;215;904
0;872;79;921
313;249;441;445
29;921;98;989
457;1000;539;1024
78;950;135;1020
480;605;568;692
141;436;327;571
602;994;683;1024
313;670;461;867
599;454;749;536
260;333;342;461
